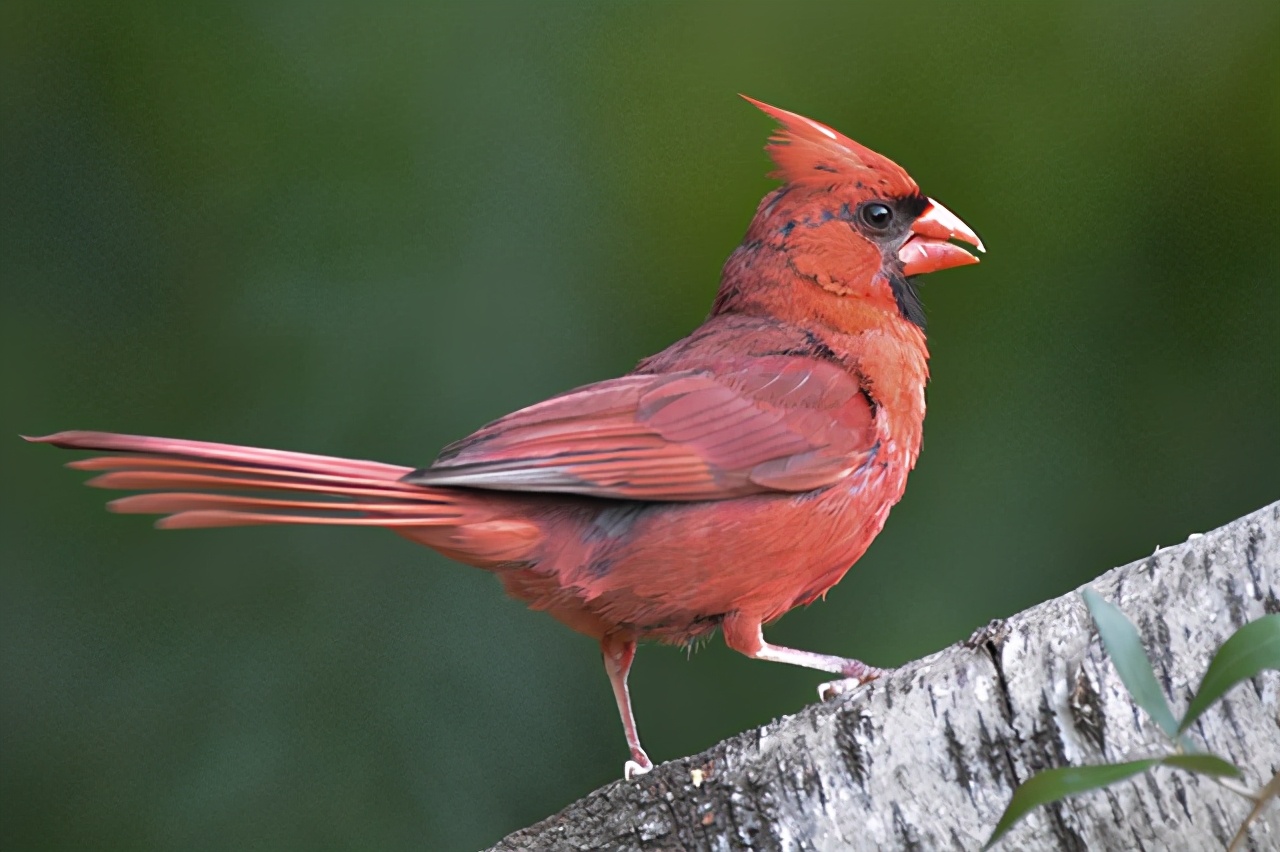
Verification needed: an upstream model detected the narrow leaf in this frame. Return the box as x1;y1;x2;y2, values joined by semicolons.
984;761;1159;849
1161;753;1242;778
1082;588;1180;738
985;753;1241;848
1179;615;1280;734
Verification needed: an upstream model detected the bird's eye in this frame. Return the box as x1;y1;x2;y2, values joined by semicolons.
860;202;893;230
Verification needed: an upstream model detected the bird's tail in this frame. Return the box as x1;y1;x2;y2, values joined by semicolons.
25;431;466;531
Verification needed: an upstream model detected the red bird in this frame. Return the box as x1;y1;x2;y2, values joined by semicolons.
29;97;981;778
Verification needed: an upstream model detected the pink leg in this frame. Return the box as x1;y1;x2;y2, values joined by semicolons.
601;634;653;780
722;614;886;698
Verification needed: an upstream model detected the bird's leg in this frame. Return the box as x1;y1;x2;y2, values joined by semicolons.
722;614;886;701
600;634;653;780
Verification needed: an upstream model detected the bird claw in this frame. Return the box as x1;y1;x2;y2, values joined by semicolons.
818;678;863;701
818;668;885;702
624;759;653;781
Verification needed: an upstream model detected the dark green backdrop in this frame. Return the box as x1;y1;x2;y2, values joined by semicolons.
3;2;1277;850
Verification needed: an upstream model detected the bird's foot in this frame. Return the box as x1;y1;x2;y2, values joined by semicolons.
818;662;888;702
624;756;653;781
817;678;870;701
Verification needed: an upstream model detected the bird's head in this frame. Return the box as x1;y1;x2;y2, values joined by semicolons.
718;97;982;331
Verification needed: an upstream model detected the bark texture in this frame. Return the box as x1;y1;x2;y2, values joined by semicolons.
488;502;1280;851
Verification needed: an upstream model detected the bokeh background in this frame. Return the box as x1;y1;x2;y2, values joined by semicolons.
3;2;1278;849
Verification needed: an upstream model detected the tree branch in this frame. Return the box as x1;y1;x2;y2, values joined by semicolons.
489;502;1280;851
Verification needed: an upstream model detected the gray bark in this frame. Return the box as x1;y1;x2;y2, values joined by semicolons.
487;501;1280;852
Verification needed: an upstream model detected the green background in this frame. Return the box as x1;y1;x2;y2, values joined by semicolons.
3;2;1277;850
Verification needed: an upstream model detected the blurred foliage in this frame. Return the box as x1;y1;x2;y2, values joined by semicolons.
2;2;1277;849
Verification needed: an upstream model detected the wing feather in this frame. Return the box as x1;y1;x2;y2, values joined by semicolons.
405;357;877;501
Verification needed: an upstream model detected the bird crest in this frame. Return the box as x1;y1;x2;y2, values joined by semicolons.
741;95;918;197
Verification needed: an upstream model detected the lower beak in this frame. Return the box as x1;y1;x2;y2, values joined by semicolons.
898;198;984;276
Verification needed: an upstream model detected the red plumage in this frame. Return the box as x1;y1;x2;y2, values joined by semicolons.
29;97;982;777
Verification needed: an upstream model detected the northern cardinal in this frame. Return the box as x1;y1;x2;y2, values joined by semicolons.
29;97;981;778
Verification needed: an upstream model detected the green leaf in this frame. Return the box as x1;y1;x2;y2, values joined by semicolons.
1161;753;1242;778
1178;614;1280;734
1082;588;1180;738
984;753;1240;848
984;761;1159;849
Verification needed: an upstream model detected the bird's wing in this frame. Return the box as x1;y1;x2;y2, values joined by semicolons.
404;357;878;501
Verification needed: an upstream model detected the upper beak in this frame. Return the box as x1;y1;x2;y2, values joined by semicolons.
898;198;984;277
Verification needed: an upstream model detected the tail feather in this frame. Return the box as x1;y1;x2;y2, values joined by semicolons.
26;430;462;530
83;469;436;500
109;492;460;516
157;510;467;530
28;430;410;479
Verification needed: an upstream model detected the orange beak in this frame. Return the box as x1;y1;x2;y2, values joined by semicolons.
898;199;984;276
